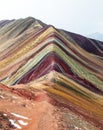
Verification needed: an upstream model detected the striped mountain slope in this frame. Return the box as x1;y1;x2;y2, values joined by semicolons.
0;17;103;130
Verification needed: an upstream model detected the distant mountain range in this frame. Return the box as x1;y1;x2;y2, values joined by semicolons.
87;32;103;41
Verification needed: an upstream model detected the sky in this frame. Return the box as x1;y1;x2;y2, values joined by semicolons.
0;0;103;35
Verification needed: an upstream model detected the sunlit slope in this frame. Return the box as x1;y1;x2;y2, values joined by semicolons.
0;22;102;93
0;81;101;130
31;71;103;129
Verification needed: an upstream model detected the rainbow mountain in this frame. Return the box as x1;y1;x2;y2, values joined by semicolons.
0;17;103;130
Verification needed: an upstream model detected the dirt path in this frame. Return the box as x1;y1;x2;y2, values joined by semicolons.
0;85;66;130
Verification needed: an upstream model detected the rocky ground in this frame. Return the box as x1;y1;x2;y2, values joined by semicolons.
0;83;99;130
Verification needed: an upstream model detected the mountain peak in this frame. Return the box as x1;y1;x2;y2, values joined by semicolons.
87;32;103;41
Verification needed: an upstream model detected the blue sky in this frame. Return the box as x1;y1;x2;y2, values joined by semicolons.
0;0;103;35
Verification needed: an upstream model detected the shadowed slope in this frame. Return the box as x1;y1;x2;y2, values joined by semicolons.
60;30;103;57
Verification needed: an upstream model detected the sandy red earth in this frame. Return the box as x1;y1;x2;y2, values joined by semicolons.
0;83;99;130
0;83;62;130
